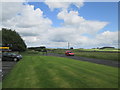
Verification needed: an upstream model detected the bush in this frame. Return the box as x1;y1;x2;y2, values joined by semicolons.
1;28;27;51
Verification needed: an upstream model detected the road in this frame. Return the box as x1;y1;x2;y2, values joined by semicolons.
46;53;120;68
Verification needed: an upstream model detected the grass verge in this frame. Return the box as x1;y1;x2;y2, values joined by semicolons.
3;56;118;88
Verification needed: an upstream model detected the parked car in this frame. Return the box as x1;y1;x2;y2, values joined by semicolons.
65;51;74;56
2;52;22;61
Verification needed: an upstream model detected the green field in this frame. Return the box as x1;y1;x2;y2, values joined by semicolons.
49;48;120;52
76;48;120;52
0;82;2;89
3;55;118;88
75;52;119;61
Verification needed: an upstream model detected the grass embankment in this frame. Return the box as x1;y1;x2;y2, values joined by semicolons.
3;55;118;88
52;49;119;61
75;52;119;61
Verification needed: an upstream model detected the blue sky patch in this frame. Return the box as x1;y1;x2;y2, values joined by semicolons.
27;2;118;32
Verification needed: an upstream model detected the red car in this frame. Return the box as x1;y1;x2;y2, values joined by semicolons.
65;51;74;56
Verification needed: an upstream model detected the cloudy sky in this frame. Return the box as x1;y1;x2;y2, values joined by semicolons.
1;0;119;48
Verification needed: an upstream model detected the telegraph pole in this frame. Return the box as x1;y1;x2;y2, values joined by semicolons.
68;42;70;49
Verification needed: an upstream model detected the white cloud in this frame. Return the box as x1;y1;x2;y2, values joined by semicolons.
23;36;38;43
96;31;118;46
1;2;25;21
1;0;26;2
2;4;52;36
1;2;118;48
57;10;108;34
45;0;84;11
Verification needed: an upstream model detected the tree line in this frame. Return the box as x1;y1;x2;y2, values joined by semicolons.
1;28;27;51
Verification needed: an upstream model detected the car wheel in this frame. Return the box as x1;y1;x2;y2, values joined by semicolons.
13;58;18;62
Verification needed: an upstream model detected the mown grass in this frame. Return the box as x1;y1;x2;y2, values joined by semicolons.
0;82;2;89
3;56;118;88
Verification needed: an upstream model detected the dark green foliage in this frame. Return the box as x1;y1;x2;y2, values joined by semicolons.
70;47;73;49
1;28;27;51
28;47;42;51
28;46;46;52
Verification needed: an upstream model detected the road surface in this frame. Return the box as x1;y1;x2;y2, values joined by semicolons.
47;53;120;68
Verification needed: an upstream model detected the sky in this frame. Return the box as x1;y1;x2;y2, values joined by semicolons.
1;1;119;49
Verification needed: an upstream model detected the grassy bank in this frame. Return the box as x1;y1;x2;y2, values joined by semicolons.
3;56;118;88
75;52;119;61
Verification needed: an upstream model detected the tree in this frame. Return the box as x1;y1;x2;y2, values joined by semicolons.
70;47;73;49
1;28;27;51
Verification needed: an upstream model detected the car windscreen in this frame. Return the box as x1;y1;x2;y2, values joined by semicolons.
10;53;17;55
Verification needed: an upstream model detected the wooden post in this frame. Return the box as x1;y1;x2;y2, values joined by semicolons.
68;42;69;49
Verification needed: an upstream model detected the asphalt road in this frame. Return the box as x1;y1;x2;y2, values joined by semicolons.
46;53;120;68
